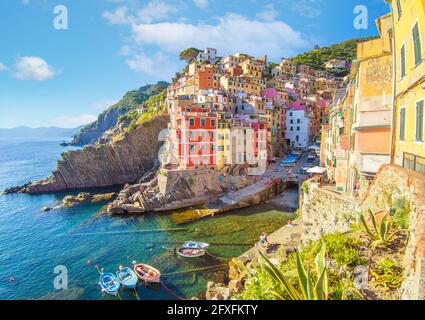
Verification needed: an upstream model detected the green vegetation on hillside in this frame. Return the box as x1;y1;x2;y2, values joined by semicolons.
119;89;167;131
107;81;168;114
290;38;377;71
71;81;169;146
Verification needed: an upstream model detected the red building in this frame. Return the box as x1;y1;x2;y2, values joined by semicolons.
174;103;218;169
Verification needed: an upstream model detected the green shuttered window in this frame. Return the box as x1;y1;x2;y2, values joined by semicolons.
400;45;406;78
399;108;406;141
413;23;423;66
416;101;424;142
396;0;402;19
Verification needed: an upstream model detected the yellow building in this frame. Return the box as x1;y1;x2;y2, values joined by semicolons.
240;59;262;79
387;0;425;174
216;117;232;168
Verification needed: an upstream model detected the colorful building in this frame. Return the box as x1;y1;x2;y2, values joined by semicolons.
285;101;311;149
344;13;393;196
172;103;218;169
387;0;425;174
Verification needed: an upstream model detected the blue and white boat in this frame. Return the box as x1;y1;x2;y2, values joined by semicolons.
182;241;210;249
116;266;138;289
99;272;121;296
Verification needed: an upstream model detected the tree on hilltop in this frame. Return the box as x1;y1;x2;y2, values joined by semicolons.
179;48;202;63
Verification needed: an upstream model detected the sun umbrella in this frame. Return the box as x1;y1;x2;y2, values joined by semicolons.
306;166;326;174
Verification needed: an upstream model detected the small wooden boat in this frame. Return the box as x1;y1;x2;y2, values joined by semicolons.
116;266;138;289
177;248;206;258
133;263;161;284
183;241;210;249
99;273;120;296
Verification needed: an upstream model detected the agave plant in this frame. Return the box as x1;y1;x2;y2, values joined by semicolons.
359;209;404;247
259;241;328;300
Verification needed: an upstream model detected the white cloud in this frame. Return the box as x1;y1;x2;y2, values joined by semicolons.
0;62;6;72
193;0;208;9
257;4;278;22
137;1;178;23
52;114;97;128
130;13;310;60
283;0;323;18
102;1;178;25
89;99;119;111
102;6;130;25
12;56;56;81
125;51;180;80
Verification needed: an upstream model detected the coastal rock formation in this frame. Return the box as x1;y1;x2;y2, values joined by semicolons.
14;115;169;194
71;105;132;146
62;192;91;207
70;82;168;146
107;168;221;214
61;192;117;207
91;192;118;203
2;183;30;195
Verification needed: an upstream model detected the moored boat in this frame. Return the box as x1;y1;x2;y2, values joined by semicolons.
133;263;161;284
182;241;210;249
116;266;138;289
99;273;121;296
177;248;206;258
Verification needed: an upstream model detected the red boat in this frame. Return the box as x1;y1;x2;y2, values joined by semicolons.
177;248;206;258
133;263;161;284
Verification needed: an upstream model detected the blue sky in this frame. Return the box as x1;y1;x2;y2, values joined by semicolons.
0;0;389;128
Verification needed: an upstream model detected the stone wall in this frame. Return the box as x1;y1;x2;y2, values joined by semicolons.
300;165;425;300
361;165;425;300
158;168;222;196
300;181;359;243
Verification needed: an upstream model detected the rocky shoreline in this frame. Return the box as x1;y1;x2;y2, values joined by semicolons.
107;168;223;214
2;115;169;195
39;192;118;212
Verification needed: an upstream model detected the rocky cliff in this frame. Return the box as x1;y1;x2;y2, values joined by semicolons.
19;115;169;194
70;82;168;146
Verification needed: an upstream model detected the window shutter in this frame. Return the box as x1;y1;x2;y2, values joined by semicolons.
400;108;405;140
400;45;406;78
413;23;423;66
416;101;424;142
396;0;402;18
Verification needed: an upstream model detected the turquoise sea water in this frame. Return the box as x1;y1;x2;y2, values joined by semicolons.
0;138;292;300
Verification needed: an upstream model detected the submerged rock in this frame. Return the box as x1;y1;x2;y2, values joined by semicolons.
2;183;30;194
62;192;91;207
61;192;118;208
37;287;85;300
91;192;117;203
